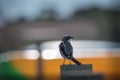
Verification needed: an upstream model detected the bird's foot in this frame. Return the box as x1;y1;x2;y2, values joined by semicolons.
69;60;71;65
63;63;65;65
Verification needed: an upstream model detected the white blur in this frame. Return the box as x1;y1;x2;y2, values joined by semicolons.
40;40;120;60
0;50;40;61
23;50;40;60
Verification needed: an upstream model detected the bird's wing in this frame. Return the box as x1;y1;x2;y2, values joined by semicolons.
63;42;73;56
59;42;68;58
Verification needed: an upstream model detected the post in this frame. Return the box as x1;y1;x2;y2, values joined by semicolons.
60;64;104;80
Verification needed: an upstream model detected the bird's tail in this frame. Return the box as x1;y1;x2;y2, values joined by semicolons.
71;57;81;65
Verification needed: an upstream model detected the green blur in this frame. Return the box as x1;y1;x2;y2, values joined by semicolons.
0;62;27;80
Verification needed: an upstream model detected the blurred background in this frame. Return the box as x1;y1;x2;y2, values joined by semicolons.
0;0;120;80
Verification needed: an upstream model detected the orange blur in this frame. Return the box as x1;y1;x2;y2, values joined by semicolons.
10;56;120;80
42;57;120;80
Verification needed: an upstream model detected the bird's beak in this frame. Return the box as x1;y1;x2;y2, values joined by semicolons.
71;37;73;39
69;37;73;41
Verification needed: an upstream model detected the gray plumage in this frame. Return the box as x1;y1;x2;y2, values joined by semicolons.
59;35;81;65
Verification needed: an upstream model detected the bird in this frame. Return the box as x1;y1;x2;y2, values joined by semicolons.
59;35;81;65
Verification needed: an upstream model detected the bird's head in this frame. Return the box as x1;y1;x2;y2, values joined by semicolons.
62;35;73;41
